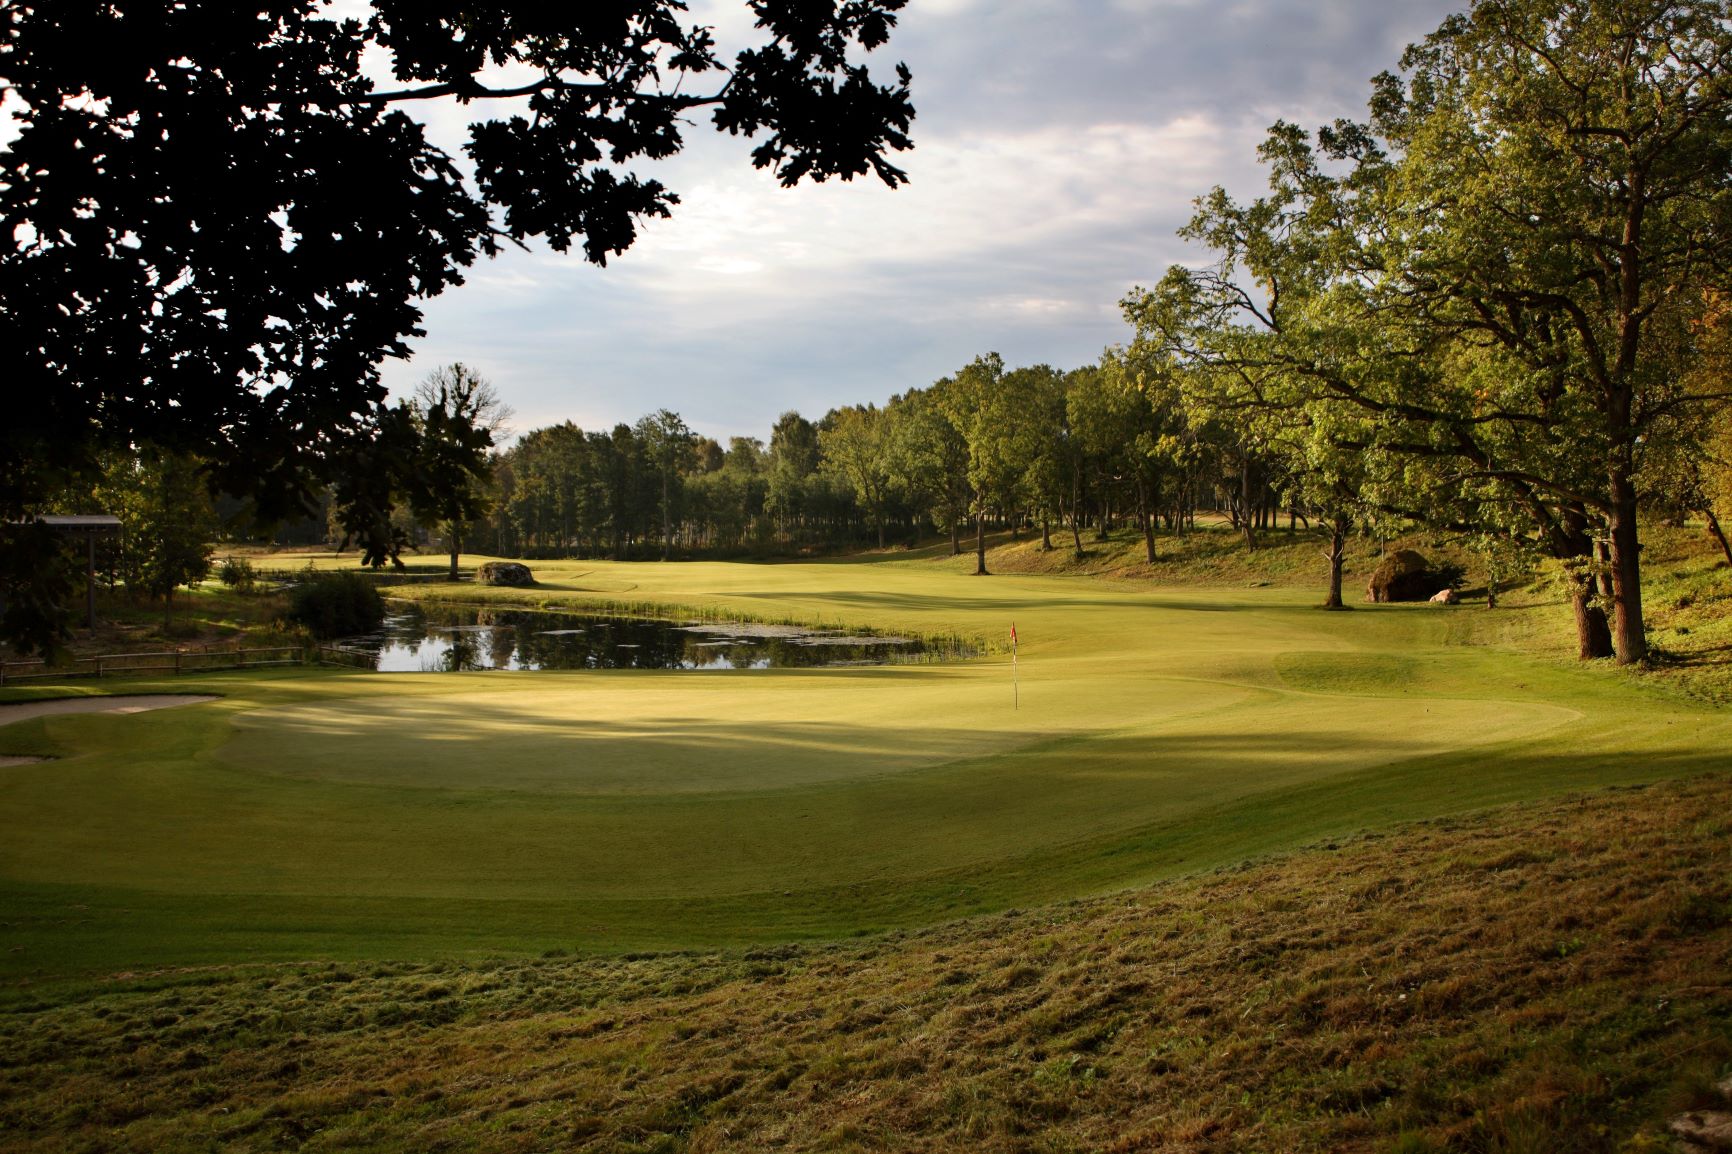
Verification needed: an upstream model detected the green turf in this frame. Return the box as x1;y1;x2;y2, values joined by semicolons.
2;554;1728;987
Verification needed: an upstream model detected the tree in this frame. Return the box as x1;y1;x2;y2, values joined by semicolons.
1341;0;1732;661
766;411;822;542
884;387;971;555
410;364;511;580
935;355;1042;575
636;410;693;560
1127;0;1732;659
819;404;895;548
99;449;218;629
1;0;915;651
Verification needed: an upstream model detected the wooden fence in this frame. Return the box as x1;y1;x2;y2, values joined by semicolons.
1;645;310;686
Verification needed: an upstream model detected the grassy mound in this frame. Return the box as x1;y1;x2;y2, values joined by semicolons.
2;775;1727;1152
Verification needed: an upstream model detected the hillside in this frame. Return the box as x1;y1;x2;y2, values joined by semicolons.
2;775;1728;1152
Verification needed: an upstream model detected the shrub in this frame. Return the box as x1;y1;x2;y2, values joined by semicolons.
217;555;257;592
286;572;384;639
1432;560;1467;592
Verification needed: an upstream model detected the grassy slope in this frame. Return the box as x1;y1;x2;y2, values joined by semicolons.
2;532;1731;982
1;775;1727;1153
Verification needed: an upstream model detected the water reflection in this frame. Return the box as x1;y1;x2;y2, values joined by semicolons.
333;606;963;673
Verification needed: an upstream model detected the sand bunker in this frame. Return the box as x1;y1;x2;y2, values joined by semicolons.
0;694;219;728
0;695;218;766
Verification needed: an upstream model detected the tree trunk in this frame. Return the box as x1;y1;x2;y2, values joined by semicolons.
1703;507;1732;569
1070;474;1084;554
1041;516;1051;551
448;523;461;582
1554;504;1614;660
1606;475;1647;664
1570;583;1614;661
1137;476;1155;563
1240;456;1257;550
975;512;988;576
163;587;173;631
950;514;960;556
1322;519;1347;609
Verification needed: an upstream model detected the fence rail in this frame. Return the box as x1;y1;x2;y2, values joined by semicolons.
1;645;313;686
317;645;376;669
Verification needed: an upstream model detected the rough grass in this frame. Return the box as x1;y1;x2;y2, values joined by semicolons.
2;774;1727;1152
0;584;300;663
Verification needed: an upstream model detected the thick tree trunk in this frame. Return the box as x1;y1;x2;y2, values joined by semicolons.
950;516;960;556
1551;504;1614;660
1323;523;1350;609
1570;583;1614;661
975;513;988;576
1606;475;1647;664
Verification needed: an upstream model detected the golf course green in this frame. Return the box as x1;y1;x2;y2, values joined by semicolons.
2;554;1727;983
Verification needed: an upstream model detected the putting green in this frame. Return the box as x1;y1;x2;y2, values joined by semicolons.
1;557;1726;979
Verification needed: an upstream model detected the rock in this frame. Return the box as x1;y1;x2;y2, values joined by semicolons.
1429;588;1459;605
1671;1111;1732;1150
475;561;535;587
1365;550;1436;603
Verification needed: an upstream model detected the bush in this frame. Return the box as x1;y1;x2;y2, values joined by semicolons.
286;572;385;639
1432;560;1467;592
217;555;257;591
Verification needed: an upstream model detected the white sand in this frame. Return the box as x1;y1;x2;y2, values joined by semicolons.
0;694;219;727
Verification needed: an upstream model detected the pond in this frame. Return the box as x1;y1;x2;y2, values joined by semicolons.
333;605;967;672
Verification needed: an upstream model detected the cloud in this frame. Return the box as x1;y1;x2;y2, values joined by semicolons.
381;0;1467;439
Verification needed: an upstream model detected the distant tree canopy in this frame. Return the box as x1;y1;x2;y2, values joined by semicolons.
0;0;915;651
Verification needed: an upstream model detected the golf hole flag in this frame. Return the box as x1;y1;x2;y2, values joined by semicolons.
1011;623;1018;710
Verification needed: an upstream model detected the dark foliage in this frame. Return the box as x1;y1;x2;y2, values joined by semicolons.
286;572;385;640
0;0;914;648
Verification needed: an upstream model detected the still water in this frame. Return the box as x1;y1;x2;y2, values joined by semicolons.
335;605;958;672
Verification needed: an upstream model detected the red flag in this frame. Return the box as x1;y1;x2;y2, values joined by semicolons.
1010;623;1017;648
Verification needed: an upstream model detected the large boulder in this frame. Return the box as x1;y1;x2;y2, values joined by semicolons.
1429;587;1459;605
1366;550;1439;603
476;561;535;587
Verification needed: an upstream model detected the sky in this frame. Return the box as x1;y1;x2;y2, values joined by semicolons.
8;1;1466;444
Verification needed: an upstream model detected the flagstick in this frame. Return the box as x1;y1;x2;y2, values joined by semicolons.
1013;648;1018;711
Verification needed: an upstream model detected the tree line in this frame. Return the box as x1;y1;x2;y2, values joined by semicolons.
460;358;1271;572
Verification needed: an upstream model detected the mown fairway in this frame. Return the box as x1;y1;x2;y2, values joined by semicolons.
2;554;1728;984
